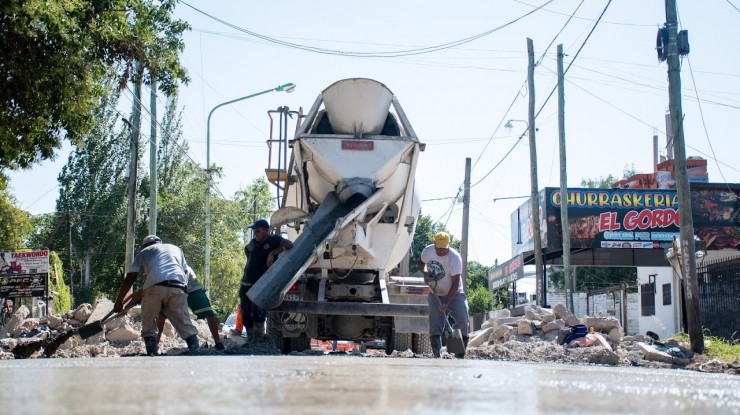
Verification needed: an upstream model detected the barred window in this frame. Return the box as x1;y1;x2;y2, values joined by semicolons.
662;283;672;305
641;283;655;316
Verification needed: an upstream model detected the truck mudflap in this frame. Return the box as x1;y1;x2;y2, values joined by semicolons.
247;191;365;309
271;301;428;317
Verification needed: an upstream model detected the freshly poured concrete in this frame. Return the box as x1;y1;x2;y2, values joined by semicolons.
0;355;737;414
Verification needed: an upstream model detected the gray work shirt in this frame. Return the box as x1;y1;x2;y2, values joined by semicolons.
185;266;203;293
128;243;188;289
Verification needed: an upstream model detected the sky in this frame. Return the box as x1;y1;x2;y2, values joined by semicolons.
7;0;740;268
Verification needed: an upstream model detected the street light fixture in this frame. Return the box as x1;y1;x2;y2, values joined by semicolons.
204;82;295;292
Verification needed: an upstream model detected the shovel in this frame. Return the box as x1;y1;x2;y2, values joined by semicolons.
428;285;466;356
441;312;466;356
12;290;141;359
77;290;142;340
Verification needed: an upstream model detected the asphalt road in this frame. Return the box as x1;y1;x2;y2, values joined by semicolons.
1;355;738;414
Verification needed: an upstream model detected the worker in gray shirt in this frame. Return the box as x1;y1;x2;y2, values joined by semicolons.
114;235;199;355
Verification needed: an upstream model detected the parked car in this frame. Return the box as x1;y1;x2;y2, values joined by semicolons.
221;312;241;335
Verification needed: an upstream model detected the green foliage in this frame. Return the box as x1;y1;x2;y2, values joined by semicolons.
580;163;639;189
0;0;189;172
0;189;34;249
468;285;493;314
48;251;72;314
672;332;740;362
580;175;618;189
467;261;490;291
410;212;452;271
53;81;130;301
232;178;276;245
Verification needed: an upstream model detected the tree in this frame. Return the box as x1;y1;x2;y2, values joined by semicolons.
409;212;451;271
53;81;130;303
580;163;639;189
48;251;73;314
0;188;34;250
580;174;618;189
467;261;490;290
0;0;189;175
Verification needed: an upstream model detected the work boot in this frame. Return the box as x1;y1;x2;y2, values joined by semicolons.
430;335;442;358
455;335;469;359
245;327;254;342
143;336;158;356
185;335;199;353
254;322;266;338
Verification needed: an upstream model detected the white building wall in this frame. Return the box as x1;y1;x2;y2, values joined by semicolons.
637;266;677;338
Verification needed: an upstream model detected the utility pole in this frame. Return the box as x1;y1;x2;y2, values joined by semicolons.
664;0;703;353
557;44;574;313
527;38;544;305
66;209;73;305
149;74;158;235
125;62;142;271
461;157;471;291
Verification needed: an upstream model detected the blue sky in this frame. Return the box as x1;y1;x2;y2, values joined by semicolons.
7;0;740;267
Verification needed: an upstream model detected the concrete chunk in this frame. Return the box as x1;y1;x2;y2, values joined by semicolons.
517;320;535;335
637;342;690;366
468;327;494;348
542;319;565;333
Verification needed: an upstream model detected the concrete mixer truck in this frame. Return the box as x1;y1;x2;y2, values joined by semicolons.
248;78;432;354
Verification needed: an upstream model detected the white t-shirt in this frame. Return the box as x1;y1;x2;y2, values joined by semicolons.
420;245;464;295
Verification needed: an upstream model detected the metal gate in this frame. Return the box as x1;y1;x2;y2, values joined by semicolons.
697;255;740;341
586;285;628;334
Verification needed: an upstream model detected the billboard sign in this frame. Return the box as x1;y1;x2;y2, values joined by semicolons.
488;254;524;291
509;184;739;253
0;250;49;298
547;188;680;250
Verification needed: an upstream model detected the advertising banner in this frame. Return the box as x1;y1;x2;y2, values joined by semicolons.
546;188;680;250
0;250;49;298
488;254;524;291
542;184;738;251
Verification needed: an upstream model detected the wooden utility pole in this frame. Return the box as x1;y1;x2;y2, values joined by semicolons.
125;62;143;271
557;44;574;313
664;0;703;353
66;210;73;304
149;75;158;235
461;157;471;290
527;38;544;305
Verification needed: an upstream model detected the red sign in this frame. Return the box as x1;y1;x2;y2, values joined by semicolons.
341;140;374;151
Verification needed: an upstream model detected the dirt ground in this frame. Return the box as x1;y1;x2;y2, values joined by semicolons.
0;303;737;376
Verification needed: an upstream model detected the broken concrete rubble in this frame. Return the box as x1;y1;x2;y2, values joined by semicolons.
0;300;735;374
464;304;711;371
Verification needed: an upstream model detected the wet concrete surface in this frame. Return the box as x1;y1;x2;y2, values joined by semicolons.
0;355;738;414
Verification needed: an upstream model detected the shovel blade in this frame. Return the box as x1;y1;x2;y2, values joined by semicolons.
78;322;104;340
444;328;466;355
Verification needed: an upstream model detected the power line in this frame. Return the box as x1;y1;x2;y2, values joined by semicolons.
181;0;554;58
470;0;586;188
685;56;733;189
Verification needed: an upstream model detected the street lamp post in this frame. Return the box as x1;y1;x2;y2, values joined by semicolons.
204;82;295;292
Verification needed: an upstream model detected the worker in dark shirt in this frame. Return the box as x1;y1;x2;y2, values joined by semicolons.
239;219;293;340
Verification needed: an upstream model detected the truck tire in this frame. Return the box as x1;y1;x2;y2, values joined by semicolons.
385;330;411;355
412;333;432;355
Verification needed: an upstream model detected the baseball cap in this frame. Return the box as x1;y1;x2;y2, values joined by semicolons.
434;232;450;249
248;219;270;229
141;235;162;247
